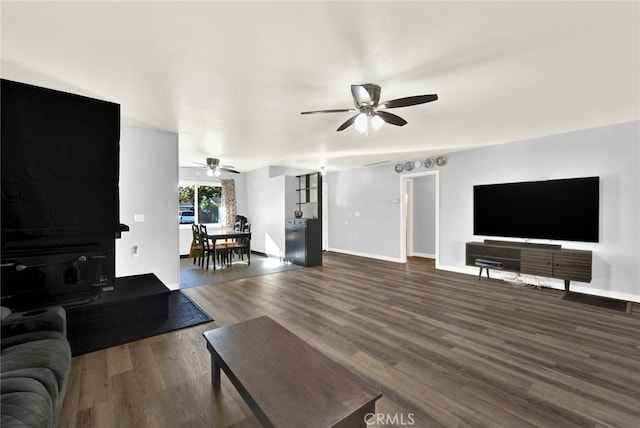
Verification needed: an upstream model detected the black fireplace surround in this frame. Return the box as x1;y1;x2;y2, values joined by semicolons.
1;79;128;310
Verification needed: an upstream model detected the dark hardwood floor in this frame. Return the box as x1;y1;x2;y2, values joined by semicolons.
58;252;640;427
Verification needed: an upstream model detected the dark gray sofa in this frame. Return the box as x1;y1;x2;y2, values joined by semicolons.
1;306;72;428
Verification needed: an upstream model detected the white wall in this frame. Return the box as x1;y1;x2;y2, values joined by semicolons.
326;121;640;301
243;166;287;257
116;125;180;289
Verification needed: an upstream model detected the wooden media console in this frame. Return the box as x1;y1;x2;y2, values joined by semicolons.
466;241;592;292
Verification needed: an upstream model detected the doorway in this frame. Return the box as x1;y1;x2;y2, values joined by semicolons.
400;171;439;265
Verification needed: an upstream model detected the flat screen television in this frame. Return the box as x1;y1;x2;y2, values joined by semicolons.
473;176;600;243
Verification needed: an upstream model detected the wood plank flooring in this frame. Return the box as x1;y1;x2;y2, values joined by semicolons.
58;252;640;428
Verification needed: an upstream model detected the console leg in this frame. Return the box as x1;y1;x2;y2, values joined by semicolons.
478;267;491;280
564;279;570;293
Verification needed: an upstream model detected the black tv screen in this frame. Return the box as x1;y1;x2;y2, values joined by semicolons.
473;177;600;242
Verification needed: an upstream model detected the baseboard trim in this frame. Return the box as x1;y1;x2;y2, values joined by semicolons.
410;252;436;259
327;248;404;263
435;263;472;275
165;282;180;291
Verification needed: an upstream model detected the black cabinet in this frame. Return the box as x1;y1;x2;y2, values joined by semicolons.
285;219;321;267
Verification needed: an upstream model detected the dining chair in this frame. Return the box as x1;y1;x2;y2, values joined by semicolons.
231;223;251;262
198;224;214;269
190;224;204;266
199;224;231;270
234;215;248;232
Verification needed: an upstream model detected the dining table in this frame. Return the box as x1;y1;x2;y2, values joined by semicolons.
205;229;251;271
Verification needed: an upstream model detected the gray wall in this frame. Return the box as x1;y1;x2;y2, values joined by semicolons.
438;121;639;300
326;121;639;301
326;165;402;261
116;125;180;288
412;175;436;256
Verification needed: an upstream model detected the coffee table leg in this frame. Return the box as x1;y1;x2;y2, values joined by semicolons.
212;354;221;387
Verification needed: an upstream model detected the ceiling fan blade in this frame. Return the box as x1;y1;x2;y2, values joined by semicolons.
376;110;408;127
379;94;438;109
301;108;356;115
336;114;360;131
221;168;240;174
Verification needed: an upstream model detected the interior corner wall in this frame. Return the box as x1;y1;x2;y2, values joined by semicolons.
116;125;180;289
243;167;286;257
437;121;639;300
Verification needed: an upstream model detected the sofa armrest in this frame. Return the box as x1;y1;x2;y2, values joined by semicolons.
1;307;67;341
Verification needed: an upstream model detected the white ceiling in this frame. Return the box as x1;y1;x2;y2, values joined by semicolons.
2;1;638;173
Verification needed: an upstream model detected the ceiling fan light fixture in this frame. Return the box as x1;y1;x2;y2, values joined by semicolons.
355;113;368;133
194;157;240;174
371;114;384;130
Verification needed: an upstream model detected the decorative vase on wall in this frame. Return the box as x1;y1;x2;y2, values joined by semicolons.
294;210;303;218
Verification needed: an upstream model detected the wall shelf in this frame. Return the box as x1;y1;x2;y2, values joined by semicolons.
286;172;322;267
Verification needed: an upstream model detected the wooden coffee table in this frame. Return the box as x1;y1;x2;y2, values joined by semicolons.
203;316;382;428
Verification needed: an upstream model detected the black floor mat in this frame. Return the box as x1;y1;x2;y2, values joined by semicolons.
69;290;213;356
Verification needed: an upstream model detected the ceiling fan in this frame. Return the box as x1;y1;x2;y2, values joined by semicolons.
193;157;239;176
301;83;438;132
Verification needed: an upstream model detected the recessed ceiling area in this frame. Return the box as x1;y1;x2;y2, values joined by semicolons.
2;1;638;172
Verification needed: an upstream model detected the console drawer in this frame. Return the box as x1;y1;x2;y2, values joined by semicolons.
521;249;553;277
552;251;592;283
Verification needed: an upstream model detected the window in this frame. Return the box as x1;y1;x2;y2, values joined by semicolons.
178;183;223;225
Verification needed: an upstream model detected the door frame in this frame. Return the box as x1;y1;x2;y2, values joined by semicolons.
322;181;328;251
399;170;440;265
405;179;414;256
